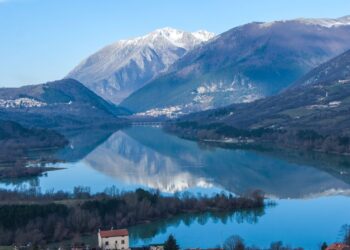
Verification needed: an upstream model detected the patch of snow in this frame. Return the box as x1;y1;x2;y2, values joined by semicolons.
259;21;279;28
297;16;350;28
191;30;215;41
68;27;215;103
147;27;214;49
259;16;350;28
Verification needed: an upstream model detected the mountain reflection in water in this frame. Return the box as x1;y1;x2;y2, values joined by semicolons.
1;126;350;199
83;126;350;198
2;126;350;249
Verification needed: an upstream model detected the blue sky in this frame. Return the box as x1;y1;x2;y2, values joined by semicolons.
0;0;349;87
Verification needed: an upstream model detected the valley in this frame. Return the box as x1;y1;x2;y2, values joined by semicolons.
166;49;350;155
1;10;350;250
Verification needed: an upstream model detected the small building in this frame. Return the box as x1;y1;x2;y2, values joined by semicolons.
326;243;350;250
98;229;130;250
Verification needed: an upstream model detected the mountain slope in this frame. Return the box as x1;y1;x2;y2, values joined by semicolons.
0;79;128;128
67;28;214;103
121;16;350;115
208;49;350;132
168;49;350;153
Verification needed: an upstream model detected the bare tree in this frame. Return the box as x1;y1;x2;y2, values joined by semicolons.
223;235;245;250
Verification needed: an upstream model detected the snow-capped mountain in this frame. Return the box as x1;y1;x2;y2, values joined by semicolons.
67;27;214;104
121;16;350;116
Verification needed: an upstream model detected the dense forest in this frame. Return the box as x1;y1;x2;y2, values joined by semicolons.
0;187;266;246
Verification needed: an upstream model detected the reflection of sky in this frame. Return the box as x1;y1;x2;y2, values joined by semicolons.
129;196;350;250
1;126;350;249
1;126;350;199
0;161;224;195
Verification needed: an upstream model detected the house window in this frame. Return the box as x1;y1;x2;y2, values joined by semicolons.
115;240;118;244
105;241;109;246
121;240;125;244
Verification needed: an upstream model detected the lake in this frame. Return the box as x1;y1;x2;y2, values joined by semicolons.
1;126;350;249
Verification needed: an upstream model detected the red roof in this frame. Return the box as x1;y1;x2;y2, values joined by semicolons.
326;243;350;250
99;229;129;238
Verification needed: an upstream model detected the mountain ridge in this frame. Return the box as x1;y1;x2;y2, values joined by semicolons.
167;49;350;154
0;78;128;129
121;16;350;116
67;27;214;104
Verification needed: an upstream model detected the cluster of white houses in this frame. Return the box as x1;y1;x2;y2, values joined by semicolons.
97;229;164;250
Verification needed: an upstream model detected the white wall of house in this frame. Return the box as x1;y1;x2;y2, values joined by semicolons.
98;234;129;250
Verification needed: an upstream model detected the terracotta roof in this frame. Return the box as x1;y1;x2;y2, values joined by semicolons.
99;229;128;238
326;243;350;250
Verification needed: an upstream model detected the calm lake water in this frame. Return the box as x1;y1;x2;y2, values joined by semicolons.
1;126;350;249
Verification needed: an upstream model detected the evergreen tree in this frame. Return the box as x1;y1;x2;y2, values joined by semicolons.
341;225;350;245
164;234;180;250
321;242;328;250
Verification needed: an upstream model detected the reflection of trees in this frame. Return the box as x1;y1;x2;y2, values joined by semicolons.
0;174;40;188
218;143;350;187
125;127;350;199
57;127;119;162
0;127;120;187
129;208;265;243
197;213;209;225
262;148;350;186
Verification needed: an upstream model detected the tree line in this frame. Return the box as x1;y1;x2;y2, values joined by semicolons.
165;121;350;155
0;187;265;246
